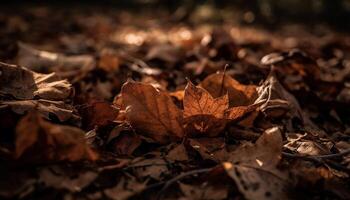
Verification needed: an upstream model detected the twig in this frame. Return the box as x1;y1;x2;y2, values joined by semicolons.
282;148;350;160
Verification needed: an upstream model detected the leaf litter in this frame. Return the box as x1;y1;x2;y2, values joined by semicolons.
0;5;350;200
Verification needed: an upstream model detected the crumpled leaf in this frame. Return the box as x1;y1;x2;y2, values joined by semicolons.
0;62;72;100
254;71;316;128
121;81;184;144
15;112;97;162
1;99;78;122
200;73;257;107
224;127;291;200
183;81;228;137
17;42;95;79
0;62;78;122
284;137;331;156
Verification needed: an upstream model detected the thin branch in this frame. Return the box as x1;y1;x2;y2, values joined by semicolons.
282;148;350;160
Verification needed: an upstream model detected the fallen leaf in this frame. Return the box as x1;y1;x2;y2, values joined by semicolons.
254;71;316;129
183;81;228;137
224;127;291;200
0;62;72;100
121;81;184;144
225;103;260;122
79;101;119;130
200;73;257;107
1;99;79;122
0;62;78;122
15;112;97;162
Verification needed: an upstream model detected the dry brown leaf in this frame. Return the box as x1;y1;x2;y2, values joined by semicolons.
0;62;72;100
225;103;260;122
15;112;97;162
1;99;79;122
200;73;257;107
121;81;184;144
224;127;291;200
254;71;316;129
0;62;78;122
183;81;228;137
79;101;119;130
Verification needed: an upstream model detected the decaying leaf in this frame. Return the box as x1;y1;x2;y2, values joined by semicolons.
15;112;97;162
121;81;184;144
183;81;228;137
254;71;316;127
0;62;72;100
224;127;291;200
0;62;78;122
1;99;78;122
200;73;257;107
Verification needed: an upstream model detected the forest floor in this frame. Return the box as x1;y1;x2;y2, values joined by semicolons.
0;4;350;200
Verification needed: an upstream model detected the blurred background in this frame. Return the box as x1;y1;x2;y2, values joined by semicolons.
2;0;350;30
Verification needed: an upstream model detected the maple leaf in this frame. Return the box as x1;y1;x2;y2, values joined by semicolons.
183;81;229;137
200;73;257;107
15;111;97;162
121;81;184;144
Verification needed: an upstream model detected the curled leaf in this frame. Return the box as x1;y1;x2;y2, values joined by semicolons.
0;62;72;100
15;112;97;162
